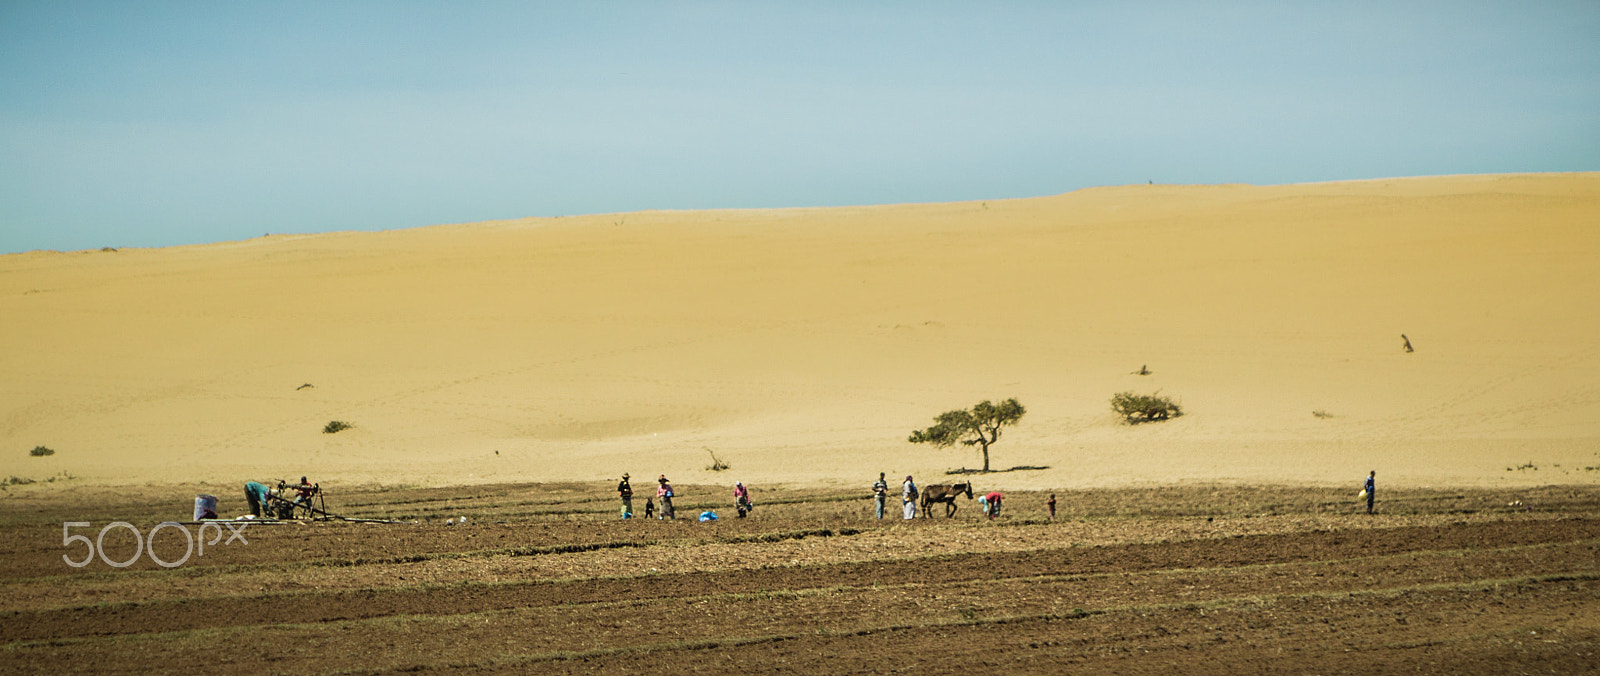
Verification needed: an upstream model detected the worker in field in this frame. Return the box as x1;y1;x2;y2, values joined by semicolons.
618;473;634;519
733;481;752;518
657;475;676;520
902;475;918;520
873;472;889;519
984;491;1004;519
244;480;271;518
292;476;317;503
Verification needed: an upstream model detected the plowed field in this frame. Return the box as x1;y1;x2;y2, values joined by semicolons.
3;483;1598;674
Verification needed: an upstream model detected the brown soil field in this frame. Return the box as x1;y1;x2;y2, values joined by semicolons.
2;482;1598;674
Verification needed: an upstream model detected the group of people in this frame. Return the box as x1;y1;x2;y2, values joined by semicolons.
614;469;1381;523
616;473;754;520
870;472;1014;521
234;469;1377;525
876;474;1376;519
873;473;926;519
241;476;317;519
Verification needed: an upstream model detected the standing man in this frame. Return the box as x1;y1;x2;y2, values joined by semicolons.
1047;493;1057;521
902;475;918;520
1364;471;1376;514
618;473;634;519
872;472;889;519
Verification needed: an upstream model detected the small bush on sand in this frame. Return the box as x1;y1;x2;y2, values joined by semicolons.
323;420;353;434
30;446;55;456
1111;392;1183;424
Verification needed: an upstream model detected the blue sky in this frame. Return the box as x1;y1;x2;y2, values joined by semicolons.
2;2;1596;254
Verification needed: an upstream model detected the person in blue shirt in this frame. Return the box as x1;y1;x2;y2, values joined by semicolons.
244;481;271;518
1363;471;1376;514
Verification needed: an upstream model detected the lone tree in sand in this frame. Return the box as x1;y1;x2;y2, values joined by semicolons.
908;398;1026;472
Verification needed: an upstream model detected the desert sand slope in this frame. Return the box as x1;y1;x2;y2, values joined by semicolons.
2;173;1597;490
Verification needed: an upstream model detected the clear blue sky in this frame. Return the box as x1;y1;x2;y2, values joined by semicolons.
3;1;1596;254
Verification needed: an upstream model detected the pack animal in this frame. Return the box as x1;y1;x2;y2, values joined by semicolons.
920;482;974;518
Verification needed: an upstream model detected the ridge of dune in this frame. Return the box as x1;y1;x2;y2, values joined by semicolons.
3;173;1598;491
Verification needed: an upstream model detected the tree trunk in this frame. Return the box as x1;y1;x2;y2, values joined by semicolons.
979;440;990;472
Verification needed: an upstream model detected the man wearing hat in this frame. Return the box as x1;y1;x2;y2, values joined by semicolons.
617;473;634;519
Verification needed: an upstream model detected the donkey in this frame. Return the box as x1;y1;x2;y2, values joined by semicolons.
920;482;974;518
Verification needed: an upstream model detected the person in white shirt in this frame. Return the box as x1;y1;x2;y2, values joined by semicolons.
902;475;919;520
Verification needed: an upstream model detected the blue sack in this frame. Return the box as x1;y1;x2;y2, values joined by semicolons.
698;511;718;522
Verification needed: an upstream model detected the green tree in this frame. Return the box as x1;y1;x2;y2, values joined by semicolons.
908;398;1026;472
1110;391;1183;424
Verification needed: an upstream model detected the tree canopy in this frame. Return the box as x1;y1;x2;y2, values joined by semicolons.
907;398;1025;472
1110;391;1183;424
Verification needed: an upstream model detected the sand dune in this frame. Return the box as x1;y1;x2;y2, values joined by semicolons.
3;173;1598;490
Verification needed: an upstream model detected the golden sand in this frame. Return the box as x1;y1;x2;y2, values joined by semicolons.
3;173;1597;490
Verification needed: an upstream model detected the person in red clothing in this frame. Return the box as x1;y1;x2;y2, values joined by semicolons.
1047;493;1056;521
657;475;676;520
984;492;1003;519
733;481;752;518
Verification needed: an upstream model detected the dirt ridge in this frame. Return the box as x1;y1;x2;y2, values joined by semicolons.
4;518;1594;644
